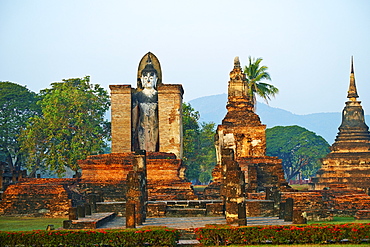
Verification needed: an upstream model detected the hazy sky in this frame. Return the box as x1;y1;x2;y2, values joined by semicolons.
1;0;370;115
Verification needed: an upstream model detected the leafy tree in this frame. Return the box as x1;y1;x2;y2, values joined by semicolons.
20;76;110;176
197;122;216;184
266;125;330;181
182;103;216;184
182;103;201;182
0;82;40;173
243;56;279;107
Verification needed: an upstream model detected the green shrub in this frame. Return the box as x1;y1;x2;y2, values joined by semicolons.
195;223;370;245
0;227;179;246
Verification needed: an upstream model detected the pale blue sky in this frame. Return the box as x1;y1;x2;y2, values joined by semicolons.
1;0;370;115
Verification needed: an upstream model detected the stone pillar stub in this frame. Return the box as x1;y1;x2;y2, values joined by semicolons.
88;194;97;213
158;84;184;158
110;85;132;153
85;203;91;216
238;202;247;226
126;203;136;228
77;205;85;218
284;198;294;222
69;207;78;220
279;202;285;219
126;150;147;225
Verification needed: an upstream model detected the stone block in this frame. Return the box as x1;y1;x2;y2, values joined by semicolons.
206;203;224;216
246;200;275;217
293;209;307;224
147;202;166;217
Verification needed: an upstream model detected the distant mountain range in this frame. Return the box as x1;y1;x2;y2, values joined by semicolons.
188;93;370;144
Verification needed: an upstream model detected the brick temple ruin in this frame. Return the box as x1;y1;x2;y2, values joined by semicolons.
0;52;197;218
1;54;370;225
203;57;292;224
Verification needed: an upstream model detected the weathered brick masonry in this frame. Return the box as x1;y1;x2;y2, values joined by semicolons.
0;178;80;217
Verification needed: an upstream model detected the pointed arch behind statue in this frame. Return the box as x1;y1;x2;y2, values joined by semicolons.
137;52;162;89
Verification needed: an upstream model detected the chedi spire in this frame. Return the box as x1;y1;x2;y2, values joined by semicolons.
347;56;359;101
331;57;370;153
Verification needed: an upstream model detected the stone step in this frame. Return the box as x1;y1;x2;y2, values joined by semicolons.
166;208;206;217
177;239;200;246
177;229;196;240
63;212;116;229
177;229;200;246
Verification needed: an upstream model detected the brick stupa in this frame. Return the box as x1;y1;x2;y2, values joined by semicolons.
205;57;290;200
311;57;370;193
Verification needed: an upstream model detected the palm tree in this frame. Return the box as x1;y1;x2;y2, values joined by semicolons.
244;56;279;108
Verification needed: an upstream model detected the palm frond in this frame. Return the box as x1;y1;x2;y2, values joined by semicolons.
243;56;279;106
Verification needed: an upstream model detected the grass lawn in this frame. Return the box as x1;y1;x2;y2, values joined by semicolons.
0;216;67;231
290;184;309;191
308;216;370;225
228;245;366;247
193;185;207;192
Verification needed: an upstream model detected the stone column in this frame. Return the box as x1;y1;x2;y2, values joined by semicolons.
157;84;184;159
110;85;133;153
126;151;147;225
69;207;78;220
238;202;247;226
88;194;97;213
126;203;136;228
77;205;85;218
134;150;147;223
272;188;281;216
85;203;91;216
279;202;285;219
223;149;246;225
265;187;273;200
284;198;294;222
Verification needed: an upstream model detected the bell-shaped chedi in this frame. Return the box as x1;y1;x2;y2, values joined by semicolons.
311;57;370;193
331;57;370;153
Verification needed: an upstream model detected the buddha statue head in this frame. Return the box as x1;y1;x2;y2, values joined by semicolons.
140;55;158;90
